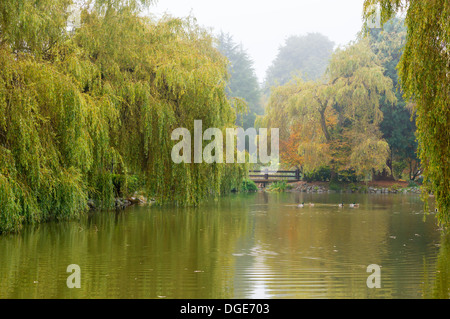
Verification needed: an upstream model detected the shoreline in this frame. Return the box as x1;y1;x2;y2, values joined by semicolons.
260;180;424;195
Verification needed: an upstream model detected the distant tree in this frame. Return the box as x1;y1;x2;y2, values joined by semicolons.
217;32;262;129
263;33;335;92
367;17;419;181
261;40;395;182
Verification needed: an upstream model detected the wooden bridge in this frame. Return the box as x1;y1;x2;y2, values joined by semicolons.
249;169;301;186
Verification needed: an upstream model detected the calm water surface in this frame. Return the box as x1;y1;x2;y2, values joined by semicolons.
0;192;449;299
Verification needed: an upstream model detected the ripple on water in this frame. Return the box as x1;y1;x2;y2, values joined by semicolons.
0;192;446;299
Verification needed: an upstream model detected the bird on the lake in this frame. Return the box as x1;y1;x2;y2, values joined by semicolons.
298;202;305;208
309;203;315;207
350;203;360;208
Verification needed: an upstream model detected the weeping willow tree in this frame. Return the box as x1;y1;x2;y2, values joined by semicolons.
260;40;394;181
0;0;246;233
363;0;450;226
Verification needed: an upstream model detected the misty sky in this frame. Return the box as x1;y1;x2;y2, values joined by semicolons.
148;0;366;83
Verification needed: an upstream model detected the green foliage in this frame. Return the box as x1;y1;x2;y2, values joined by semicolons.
126;175;144;195
0;1;246;233
364;0;450;226
0;48;90;231
241;179;258;192
304;166;331;182
111;174;143;198
392;160;407;180
408;180;418;188
349;183;359;192
267;180;288;192
367;17;419;180
349;134;391;179
0;0;72;58
337;170;359;183
360;185;369;193
417;176;424;185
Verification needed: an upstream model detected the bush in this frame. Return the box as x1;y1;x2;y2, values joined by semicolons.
241;179;258;192
267;180;288;192
304;166;331;182
360;185;368;193
112;174;144;198
338;169;358;182
408;180;418;188
393;160;407;180
127;175;145;195
349;183;359;192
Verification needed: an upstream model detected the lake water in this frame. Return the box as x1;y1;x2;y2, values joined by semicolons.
0;192;448;299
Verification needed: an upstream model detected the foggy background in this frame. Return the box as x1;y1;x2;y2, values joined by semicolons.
149;0;365;82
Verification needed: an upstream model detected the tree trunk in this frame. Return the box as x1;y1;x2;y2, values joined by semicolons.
319;109;331;142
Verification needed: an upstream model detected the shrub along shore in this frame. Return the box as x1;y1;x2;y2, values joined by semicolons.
261;180;424;195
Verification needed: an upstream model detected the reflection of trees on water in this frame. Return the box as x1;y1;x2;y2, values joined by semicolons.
0;192;447;299
422;231;450;298
239;193;444;299
0;202;252;299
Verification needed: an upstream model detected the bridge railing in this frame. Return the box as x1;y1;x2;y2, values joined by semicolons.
248;169;301;182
